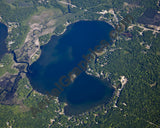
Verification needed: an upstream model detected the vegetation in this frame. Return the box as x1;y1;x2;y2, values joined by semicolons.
39;34;51;46
7;24;29;50
0;53;18;77
90;28;160;127
0;1;36;23
54;24;66;35
0;0;160;127
0;25;159;128
16;77;32;99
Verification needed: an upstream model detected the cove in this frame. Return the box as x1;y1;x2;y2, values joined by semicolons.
27;21;114;115
0;22;8;60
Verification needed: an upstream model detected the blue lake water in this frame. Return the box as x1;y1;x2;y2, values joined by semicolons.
0;22;8;60
27;21;114;115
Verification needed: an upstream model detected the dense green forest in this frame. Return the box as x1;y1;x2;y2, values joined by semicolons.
91;29;160;127
0;0;160;127
0;24;159;128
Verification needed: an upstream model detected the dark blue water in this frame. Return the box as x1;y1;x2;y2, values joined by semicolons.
27;21;114;114
0;23;8;60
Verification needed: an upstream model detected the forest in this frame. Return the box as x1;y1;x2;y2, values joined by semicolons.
0;0;160;127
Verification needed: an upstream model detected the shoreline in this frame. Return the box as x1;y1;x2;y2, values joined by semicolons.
27;19;114;66
29;19;115;100
1;19;117;115
28;20;116;116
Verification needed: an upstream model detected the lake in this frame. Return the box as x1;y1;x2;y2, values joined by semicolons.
0;22;8;60
27;21;114;115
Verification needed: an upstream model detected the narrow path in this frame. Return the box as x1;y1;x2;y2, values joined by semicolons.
57;0;77;8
